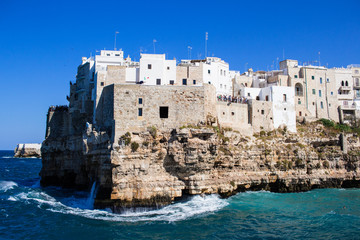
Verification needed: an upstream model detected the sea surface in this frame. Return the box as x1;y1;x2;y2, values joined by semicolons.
1;150;360;240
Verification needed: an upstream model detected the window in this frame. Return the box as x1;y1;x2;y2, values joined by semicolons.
355;78;359;86
341;81;344;86
345;81;349;86
148;64;152;69
295;75;298;78
167;66;170;70
208;81;211;84
159;107;168;118
107;54;110;56
261;110;264;115
231;112;235;116
248;93;250;97
299;111;302;116
101;82;104;86
265;95;269;101
245;83;248;87
138;98;143;104
319;90;322;97
193;80;196;85
156;79;161;85
220;69;223;75
312;76;315;80
298;100;301;104
115;54;120;56
295;83;303;96
284;108;287;111
312;89;315;95
331;91;333;95
320;77;322;84
327;78;330;83
138;108;143;116
182;79;187;85
329;103;331;107
312;102;315;105
169;80;174;85
283;94;287;102
256;96;260;100
208;70;211;74
320;102;323;109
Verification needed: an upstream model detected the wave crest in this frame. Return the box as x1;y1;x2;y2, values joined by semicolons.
10;190;228;222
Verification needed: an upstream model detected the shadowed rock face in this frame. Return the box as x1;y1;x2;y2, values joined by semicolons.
40;122;360;211
14;144;41;158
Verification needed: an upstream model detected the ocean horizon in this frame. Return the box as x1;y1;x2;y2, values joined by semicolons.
1;150;360;239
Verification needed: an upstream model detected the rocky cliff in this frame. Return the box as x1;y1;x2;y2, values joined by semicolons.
40;121;360;212
14;143;42;158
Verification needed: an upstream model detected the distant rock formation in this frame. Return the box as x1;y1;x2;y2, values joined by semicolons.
14;143;41;158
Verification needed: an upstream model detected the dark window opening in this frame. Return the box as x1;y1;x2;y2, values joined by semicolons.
299;111;302;116
261;110;264;115
208;70;211;74
182;79;187;85
148;64;152;69
193;80;196;85
231;112;235;116
256;96;260;100
138;98;143;104
159;107;169;118
156;79;161;85
169;80;174;85
138;108;143;116
101;82;104;86
167;66;170;70
265;95;269;101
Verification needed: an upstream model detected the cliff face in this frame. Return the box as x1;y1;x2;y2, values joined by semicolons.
40;121;360;212
14;144;41;158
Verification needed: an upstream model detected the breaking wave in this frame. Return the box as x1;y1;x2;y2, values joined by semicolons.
9;189;228;222
0;181;18;192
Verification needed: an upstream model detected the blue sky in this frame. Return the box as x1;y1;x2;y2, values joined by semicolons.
0;0;359;149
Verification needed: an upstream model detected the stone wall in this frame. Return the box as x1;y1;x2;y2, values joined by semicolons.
249;100;274;132
97;84;218;144
216;102;252;135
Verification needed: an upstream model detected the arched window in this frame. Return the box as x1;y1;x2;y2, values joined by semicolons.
295;83;303;96
356;78;360;87
345;81;348;86
341;81;344;86
283;94;287;102
256;96;260;100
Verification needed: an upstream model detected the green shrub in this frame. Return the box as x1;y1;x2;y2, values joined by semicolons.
319;118;335;128
131;142;139;152
323;160;330;168
335;123;351;132
120;132;131;146
149;126;157;138
142;141;149;147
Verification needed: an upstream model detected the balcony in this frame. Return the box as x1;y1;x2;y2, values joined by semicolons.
340;104;356;110
339;86;351;91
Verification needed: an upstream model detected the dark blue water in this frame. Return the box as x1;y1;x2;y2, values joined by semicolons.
1;150;360;240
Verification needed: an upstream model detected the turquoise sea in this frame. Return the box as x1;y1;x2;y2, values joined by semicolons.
1;150;360;240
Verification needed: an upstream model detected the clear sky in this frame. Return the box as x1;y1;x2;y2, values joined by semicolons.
0;0;359;150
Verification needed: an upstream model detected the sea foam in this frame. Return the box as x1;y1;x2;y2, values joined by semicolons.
0;181;18;192
11;189;228;222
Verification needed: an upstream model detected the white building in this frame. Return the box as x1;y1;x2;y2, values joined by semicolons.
202;57;232;95
239;86;296;132
139;54;176;85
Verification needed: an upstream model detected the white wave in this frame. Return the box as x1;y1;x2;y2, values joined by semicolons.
7;196;17;201
12;190;228;222
0;181;18;192
1;156;13;159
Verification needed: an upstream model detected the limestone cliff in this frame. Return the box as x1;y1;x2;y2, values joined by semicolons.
40;120;360;212
14;143;41;158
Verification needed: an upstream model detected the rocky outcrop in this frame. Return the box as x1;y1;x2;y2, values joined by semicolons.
14;143;41;158
40;122;360;212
